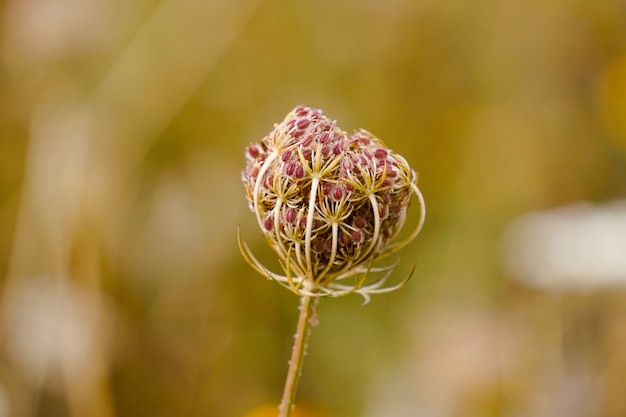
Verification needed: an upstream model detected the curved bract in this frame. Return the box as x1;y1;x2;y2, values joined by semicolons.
240;105;425;302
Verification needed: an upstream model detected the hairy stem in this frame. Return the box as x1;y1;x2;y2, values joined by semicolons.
278;295;316;417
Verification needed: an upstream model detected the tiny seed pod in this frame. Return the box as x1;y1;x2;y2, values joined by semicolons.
296;118;310;130
331;185;343;201
281;149;293;162
263;216;274;231
351;230;364;244
284;207;297;224
285;162;296;176
247;144;260;159
374;148;388;159
294;164;305;179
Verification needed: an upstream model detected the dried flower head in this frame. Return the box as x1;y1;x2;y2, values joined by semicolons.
239;105;425;302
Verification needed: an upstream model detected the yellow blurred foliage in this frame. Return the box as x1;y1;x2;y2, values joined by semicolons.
243;404;318;417
1;0;626;416
597;54;626;150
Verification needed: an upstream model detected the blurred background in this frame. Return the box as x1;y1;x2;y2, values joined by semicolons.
1;0;626;416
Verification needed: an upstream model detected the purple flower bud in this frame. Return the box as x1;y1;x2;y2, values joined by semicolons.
295;106;309;117
374;148;388;159
310;109;322;120
331;185;343;201
247;144;261;159
294;164;304;179
379;205;389;219
284;207;297;224
263;216;274;231
333;140;346;155
281;150;293;162
351;230;364;244
296;118;310;130
354;133;370;145
248;165;259;179
300;135;313;147
322;182;332;196
353;216;366;229
385;165;397;178
285;162;305;179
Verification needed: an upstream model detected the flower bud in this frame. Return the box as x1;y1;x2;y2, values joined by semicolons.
240;106;425;300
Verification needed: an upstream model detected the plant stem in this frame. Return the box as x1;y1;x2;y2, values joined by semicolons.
278;295;316;417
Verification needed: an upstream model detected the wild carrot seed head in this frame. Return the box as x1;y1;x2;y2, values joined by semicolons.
241;105;425;299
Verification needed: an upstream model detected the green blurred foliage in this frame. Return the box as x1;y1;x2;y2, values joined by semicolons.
1;0;626;416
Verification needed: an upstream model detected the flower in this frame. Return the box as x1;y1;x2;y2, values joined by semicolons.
239;105;425;302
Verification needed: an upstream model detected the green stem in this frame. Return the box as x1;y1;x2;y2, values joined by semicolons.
278;295;316;417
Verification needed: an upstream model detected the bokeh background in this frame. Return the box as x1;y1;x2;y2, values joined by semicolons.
1;0;626;416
